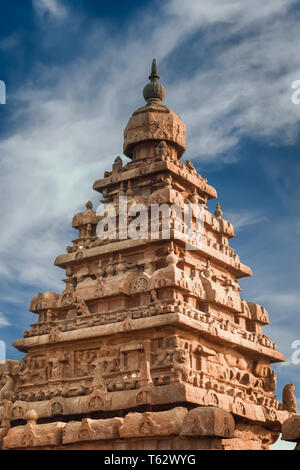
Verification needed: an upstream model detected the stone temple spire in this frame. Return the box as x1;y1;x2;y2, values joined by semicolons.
143;58;166;105
1;60;295;452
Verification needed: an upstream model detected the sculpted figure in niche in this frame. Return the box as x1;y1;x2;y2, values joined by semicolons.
224;351;248;371
49;358;60;379
101;349;120;374
200;259;213;283
91;357;106;392
153;338;175;366
200;259;238;307
206;352;230;382
49;328;60;343
150;289;158;303
61;281;75;306
75;296;90;317
223;276;241;293
139;349;152;387
75;350;97;377
0;362;17;402
263;370;277;392
155;141;170;160
190;267;196;280
46;309;54;322
47;352;68;380
171;338;190;382
16;358;33;385
123;316;132;331
30;357;46;382
206;349;257;387
96;277;104;296
254;361;270;377
254;360;277;392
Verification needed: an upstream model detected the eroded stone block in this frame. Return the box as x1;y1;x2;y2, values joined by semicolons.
63;417;123;444
282;415;300;442
119;407;188;438
180;406;235;438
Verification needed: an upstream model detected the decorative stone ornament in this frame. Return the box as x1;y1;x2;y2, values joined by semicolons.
143;58;166;105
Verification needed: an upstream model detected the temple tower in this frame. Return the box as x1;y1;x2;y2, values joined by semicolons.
0;60;297;450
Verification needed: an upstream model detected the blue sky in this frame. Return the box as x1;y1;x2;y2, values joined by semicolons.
0;0;299;449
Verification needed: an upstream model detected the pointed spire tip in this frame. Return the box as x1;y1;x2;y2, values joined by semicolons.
143;58;165;104
149;58;159;81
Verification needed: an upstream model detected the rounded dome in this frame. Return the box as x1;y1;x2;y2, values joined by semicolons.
123;59;186;159
143;80;165;104
123;103;186;159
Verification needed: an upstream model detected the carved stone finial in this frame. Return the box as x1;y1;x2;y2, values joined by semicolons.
85;201;93;210
116;253;126;274
25;409;38;425
126;180;134;198
143;59;166;105
106;257;115;277
215;202;223;218
166;241;178;266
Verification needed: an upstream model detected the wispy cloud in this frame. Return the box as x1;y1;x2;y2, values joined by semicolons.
0;0;298;415
0;33;20;51
0;312;10;327
1;0;300;296
255;293;300;310
32;0;67;19
225;211;267;231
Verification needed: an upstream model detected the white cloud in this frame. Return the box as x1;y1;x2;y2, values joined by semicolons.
163;0;300;160
1;0;300;296
225;211;267;231
255;293;300;310
32;0;67;19
0;312;10;327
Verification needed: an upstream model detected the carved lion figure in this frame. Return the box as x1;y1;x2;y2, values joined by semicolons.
282;384;297;413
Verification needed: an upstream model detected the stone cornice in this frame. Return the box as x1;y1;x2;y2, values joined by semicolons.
13;311;284;363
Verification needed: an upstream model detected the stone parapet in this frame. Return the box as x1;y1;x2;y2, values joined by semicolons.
93;159;216;199
0;384;291;429
1;406;276;450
